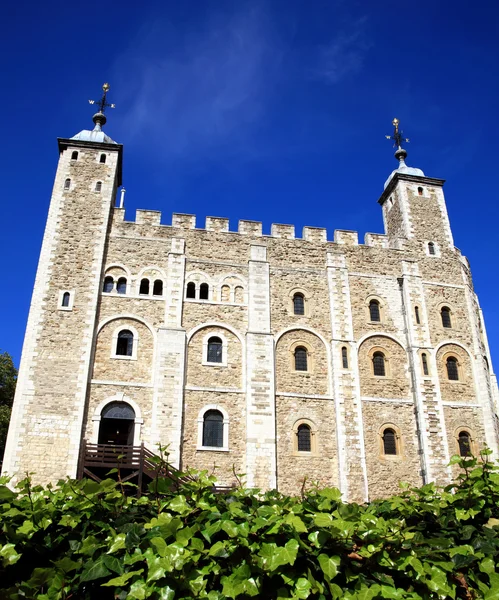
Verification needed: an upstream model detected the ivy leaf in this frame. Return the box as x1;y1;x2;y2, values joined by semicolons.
107;533;126;554
53;557;80;573
80;557;111;582
258;540;299;571
285;514;308;533
0;543;21;566
314;513;333;527
128;579;148;599
294;577;312;599
103;554;123;575
102;569;143;587
168;494;190;515
318;554;340;580
0;485;16;501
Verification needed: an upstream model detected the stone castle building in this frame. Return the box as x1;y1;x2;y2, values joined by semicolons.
3;96;499;501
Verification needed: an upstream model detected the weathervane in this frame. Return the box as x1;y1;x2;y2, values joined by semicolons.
89;83;116;114
385;118;409;149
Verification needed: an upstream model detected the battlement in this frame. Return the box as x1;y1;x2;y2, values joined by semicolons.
117;209;392;249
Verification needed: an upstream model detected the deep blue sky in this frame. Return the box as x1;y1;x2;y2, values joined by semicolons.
1;0;498;371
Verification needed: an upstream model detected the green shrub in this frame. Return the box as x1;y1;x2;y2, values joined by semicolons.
1;451;499;599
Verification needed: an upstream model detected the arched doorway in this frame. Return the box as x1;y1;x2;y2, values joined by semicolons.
98;402;135;445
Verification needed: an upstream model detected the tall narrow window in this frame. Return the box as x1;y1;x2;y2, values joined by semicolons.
446;357;459;381
71;151;78;160
95;181;102;192
61;292;70;307
373;351;386;376
441;306;452;328
103;276;114;293
294;347;308;371
417;187;423;196
139;279;150;295
221;285;230;302
64;178;71;190
116;278;127;294
422;353;429;376
153;280;163;296
458;431;471;457
428;242;436;255
293;293;305;315
383;428;397;455
116;330;133;357
369;300;381;322
297;424;311;452
100;154;106;164
207;337;223;363
186;282;196;298
200;283;209;300
415;306;421;324
202;410;223;447
341;346;349;369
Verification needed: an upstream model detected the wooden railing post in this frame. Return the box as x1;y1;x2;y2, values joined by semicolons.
137;443;144;498
77;439;86;480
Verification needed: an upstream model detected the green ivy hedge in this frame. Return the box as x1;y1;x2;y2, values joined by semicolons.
1;452;499;599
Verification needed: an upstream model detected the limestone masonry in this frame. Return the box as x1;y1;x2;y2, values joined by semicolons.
3;110;499;501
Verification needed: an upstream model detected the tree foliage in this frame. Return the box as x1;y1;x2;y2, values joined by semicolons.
1;451;499;599
0;351;17;462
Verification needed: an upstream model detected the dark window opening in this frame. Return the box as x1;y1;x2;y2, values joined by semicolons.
293;293;305;315
116;330;133;357
153;280;163;296
116;278;127;294
422;353;429;376
64;178;71;190
99;402;135;446
297;424;311;452
200;283;209;300
415;306;421;324
139;279;150;295
428;242;436;255
103;276;114;293
71;151;78;160
95;181;102;192
100;154;106;164
207;337;223;363
294;347;308;371
186;282;196;298
373;352;386;376
441;307;452;328
383;428;397;455
61;292;70;307
458;431;471;457
342;346;348;369
417;187;423;196
446;357;459;381
203;410;223;447
369;300;381;322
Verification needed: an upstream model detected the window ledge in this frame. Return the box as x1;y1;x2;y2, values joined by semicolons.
202;361;228;368
380;454;403;460
58;307;73;312
196;446;229;452
111;355;137;361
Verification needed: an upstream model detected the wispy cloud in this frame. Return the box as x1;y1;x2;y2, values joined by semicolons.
314;17;370;84
112;5;283;160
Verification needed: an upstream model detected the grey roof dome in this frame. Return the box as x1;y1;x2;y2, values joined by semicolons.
384;148;424;189
70;112;117;145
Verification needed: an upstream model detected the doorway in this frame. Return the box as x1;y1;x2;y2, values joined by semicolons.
98;402;136;446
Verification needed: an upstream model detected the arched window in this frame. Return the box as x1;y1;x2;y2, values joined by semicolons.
100;154;106;164
373;351;386;376
441;307;452;328
116;330;133;357
207;337;223;363
186;282;196;299
103;276;114;293
446;356;459;381
71;151;78;160
234;286;244;303
458;431;471;457
199;283;209;300
383;428;397;455
221;285;230;302
153;280;163;296
95;181;102;192
294;346;308;371
415;306;421;324
369;299;381;322
428;242;436;256
422;353;429;376
116;278;127;294
99;402;136;446
417;187;423;196
293;293;305;315
341;346;348;369
61;292;70;308
64;178;71;190
297;424;311;452
202;410;223;447
139;279;150;295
